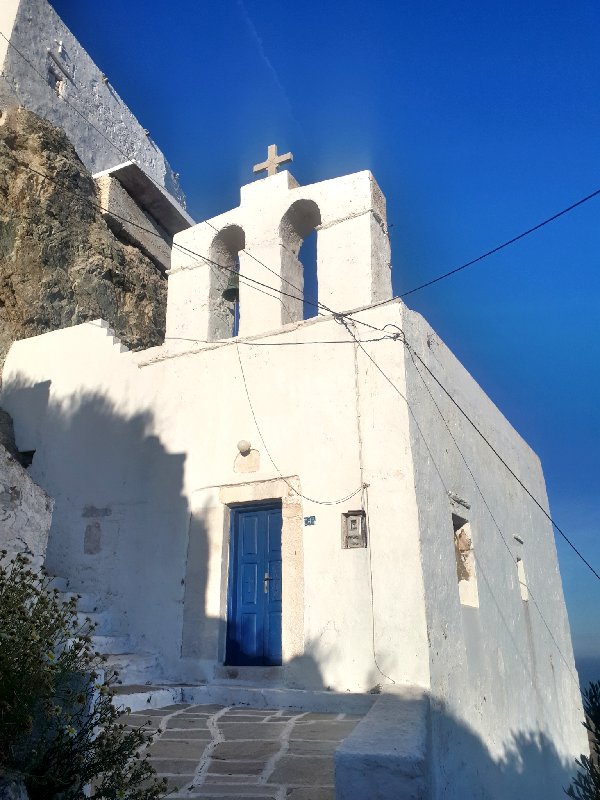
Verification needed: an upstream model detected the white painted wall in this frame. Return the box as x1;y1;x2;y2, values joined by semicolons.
166;169;392;342
402;307;587;798
0;1;19;76
0;162;586;797
1;304;429;692
0;0;185;205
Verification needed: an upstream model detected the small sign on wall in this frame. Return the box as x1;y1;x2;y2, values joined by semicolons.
341;510;367;548
304;515;316;526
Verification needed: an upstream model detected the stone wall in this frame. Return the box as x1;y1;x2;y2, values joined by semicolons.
0;0;184;205
0;106;167;368
0;440;52;571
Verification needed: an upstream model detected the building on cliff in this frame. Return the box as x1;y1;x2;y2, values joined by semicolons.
0;0;194;272
0;1;588;798
1;155;588;798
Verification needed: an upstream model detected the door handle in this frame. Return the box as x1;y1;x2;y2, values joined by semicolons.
264;573;272;594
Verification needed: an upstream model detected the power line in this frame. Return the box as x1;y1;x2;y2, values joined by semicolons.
234;343;363;506
165;335;393;346
1;41;597;581
5;142;598;583
338;317;580;687
348;188;600;310
0;31;179;203
343;316;600;584
8;131;598;579
404;343;580;686
399;328;600;582
0;147;315;314
0;25;341;322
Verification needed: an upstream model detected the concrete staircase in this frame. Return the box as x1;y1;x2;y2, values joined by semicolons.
93;319;130;353
49;575;158;685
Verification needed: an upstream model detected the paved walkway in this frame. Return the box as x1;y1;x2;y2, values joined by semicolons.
121;703;362;799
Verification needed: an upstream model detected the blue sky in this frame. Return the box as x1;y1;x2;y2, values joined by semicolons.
51;0;600;679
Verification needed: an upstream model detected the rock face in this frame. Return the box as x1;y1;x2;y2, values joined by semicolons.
0;107;167;369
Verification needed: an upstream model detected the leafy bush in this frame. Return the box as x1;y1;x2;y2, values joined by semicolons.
566;681;600;799
0;551;167;799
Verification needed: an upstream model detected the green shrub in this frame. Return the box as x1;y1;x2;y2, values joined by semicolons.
0;551;167;799
566;681;600;799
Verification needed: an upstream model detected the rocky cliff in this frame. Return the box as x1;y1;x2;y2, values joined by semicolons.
0;107;166;369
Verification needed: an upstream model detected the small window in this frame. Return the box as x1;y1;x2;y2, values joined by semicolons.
453;513;479;608
516;557;528;601
47;66;65;97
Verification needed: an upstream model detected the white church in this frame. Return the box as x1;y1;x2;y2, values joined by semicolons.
0;1;588;798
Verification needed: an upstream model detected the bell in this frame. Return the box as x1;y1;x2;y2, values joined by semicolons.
222;271;239;303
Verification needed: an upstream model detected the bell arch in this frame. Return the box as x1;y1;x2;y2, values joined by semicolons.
208;224;245;340
279;199;322;323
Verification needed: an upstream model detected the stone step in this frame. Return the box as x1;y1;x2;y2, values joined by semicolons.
48;575;70;593
73;592;101;613
104;653;159;685
112;684;183;712
61;591;100;613
182;683;377;714
76;609;114;634
214;665;284;685
92;635;132;654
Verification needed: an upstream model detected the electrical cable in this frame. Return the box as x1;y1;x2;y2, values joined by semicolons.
398;188;600;298
234;343;363;506
1;44;597;581
399;328;600;582
404;344;581;686
346;317;396;685
338;317;580;687
4;142;598;584
341;318;600;584
2;24;595;685
0;147;314;313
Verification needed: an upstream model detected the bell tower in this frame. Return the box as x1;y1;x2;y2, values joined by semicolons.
165;151;392;343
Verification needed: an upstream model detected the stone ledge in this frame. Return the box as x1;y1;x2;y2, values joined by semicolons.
334;686;429;800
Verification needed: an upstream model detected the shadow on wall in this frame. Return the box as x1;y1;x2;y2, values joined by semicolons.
427;701;579;800
339;691;581;800
1;375;189;672
0;378;587;799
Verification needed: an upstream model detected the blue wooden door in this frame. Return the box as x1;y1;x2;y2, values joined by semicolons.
226;504;282;666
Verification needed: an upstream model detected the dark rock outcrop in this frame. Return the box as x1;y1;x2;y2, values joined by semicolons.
0;107;167;369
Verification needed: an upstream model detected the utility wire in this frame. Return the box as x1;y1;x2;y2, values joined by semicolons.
4;141;600;580
344;317;600;584
0;31;179;202
234;344;363;505
398;188;600;298
398;328;600;582
338;317;580;687
4;144;598;583
1;44;597;579
6;24;600;314
0;147;314;313
405;344;580;686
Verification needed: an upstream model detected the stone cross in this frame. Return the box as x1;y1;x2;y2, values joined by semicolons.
253;144;293;177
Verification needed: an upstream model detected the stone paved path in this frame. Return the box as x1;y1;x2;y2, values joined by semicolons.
121;703;362;799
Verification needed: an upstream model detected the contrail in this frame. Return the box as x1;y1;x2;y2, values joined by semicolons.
237;0;301;129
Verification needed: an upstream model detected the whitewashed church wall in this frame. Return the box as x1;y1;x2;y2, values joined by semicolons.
1;305;429;691
1;321;192;675
138;304;428;689
401;305;587;799
0;0;184;204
